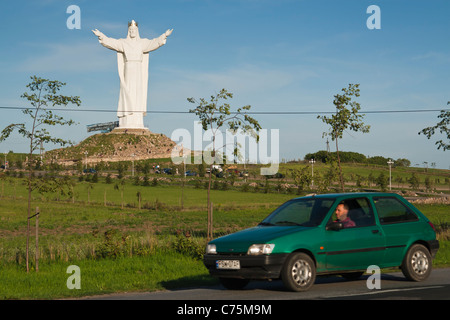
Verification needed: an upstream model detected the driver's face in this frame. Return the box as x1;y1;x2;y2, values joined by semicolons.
335;204;348;220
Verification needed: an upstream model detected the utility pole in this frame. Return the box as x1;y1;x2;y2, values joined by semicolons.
84;151;88;170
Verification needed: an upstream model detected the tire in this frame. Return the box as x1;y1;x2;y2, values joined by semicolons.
401;244;432;282
281;252;316;292
219;278;249;290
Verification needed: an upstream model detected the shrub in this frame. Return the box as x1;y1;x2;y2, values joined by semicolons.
94;229;131;259
241;183;250;192
172;233;204;260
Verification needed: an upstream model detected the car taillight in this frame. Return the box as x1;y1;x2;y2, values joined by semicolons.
428;221;436;232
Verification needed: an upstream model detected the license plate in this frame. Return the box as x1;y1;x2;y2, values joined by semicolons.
216;260;240;270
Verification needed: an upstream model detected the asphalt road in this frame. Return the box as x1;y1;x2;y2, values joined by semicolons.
86;267;450;300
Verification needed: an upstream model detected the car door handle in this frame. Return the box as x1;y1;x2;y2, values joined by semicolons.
372;229;380;234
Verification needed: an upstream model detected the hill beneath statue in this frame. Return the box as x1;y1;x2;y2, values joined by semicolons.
47;129;181;166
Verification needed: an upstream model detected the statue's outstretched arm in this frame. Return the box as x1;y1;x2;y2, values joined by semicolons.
92;29;106;40
142;29;173;53
92;29;123;52
164;29;173;38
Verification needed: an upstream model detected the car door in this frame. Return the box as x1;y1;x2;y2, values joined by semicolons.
372;196;421;267
324;197;385;271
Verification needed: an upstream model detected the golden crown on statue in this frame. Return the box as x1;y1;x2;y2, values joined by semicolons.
128;20;138;27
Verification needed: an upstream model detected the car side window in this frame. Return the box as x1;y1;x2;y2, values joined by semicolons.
328;197;375;228
373;197;418;224
352;198;376;227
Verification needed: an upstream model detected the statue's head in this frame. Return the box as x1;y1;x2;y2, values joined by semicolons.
127;20;139;39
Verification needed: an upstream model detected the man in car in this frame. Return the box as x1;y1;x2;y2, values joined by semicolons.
334;202;355;228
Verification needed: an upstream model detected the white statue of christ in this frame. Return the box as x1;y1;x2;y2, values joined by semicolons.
92;21;173;129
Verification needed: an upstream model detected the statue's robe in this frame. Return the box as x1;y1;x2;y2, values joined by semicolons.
98;34;166;128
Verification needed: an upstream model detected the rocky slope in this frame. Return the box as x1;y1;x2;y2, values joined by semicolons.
46;129;182;166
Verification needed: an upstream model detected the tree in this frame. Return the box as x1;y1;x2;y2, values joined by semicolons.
424;176;434;193
419;104;450;151
117;161;127;179
290;166;312;192
0;76;80;272
395;158;411;167
408;173;420;190
114;178;126;209
318;84;370;191
188;89;261;240
376;172;388;191
314;161;339;193
86;182;94;204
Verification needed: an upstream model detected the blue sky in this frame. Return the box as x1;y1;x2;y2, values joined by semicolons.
0;0;449;169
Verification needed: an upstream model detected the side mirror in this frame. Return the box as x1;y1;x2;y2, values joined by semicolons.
326;222;343;231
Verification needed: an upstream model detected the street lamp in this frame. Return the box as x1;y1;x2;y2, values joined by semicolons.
387;159;394;191
309;158;316;188
84;151;88;170
131;153;135;177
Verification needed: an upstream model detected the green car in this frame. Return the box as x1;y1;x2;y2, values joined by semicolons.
203;193;439;292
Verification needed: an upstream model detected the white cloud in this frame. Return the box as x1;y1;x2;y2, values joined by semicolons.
150;63;318;108
411;51;450;64
198;65;295;92
17;41;115;73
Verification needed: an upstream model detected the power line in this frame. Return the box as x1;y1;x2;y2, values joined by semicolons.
229;109;449;115
0;105;448;115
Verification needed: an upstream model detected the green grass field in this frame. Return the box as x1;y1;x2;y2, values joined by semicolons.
0;252;213;299
0;173;448;299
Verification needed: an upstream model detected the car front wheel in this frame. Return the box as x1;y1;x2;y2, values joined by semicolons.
281;252;316;292
401;244;432;282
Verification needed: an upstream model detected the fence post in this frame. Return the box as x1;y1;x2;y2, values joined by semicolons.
35;206;39;272
210;202;213;240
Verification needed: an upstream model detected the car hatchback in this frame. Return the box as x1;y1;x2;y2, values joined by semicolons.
203;193;439;291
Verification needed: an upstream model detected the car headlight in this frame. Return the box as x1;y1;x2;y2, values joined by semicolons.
206;244;217;254
247;244;275;255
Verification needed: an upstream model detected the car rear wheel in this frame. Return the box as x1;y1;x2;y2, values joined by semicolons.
281;252;316;292
401;244;432;282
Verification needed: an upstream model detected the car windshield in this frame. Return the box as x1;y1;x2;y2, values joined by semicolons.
260;198;334;227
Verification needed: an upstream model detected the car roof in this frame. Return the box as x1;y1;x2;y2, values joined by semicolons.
292;192;400;200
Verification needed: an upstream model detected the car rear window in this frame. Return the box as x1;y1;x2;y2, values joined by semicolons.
373;197;418;224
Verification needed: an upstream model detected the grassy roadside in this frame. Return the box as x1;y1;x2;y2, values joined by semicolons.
0;180;448;299
1;244;448;300
0;251;215;300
